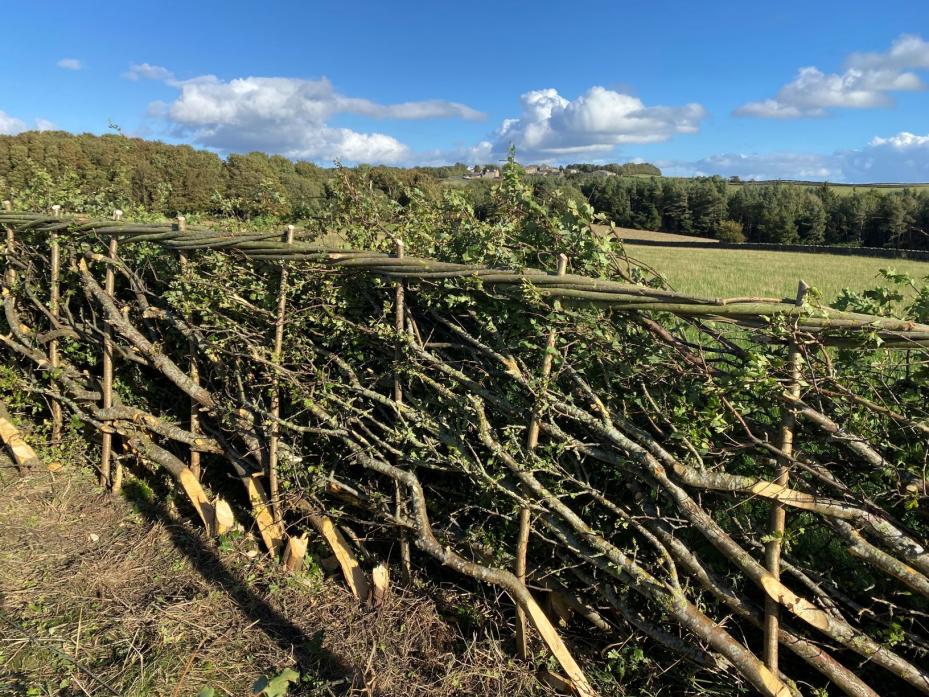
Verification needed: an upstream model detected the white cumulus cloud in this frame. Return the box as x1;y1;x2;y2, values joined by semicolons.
0;110;27;135
124;63;176;82
736;35;928;118
662;130;929;183
56;58;82;71
0;110;53;135
661;152;842;181
491;86;705;159
870;131;929;148
847;34;929;72
138;67;485;164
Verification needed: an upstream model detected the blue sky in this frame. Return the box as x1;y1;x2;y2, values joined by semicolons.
1;0;928;181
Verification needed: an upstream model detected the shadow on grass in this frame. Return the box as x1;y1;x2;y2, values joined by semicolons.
0;590;32;697
138;495;357;695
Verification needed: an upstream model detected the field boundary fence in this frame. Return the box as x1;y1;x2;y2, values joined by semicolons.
3;204;929;697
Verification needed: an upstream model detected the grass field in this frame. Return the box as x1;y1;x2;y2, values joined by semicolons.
614;175;929;196
623;243;929;301
723;181;929;197
612;226;719;244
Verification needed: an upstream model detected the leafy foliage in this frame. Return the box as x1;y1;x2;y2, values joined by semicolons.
4;153;929;697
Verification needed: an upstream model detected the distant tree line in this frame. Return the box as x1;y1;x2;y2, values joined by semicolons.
0;131;457;220
565;162;662;176
578;175;929;250
2;130;927;249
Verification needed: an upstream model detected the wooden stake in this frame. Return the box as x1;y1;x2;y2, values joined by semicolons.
392;238;412;581
111;304;129;496
242;472;285;554
0;400;40;470
303;509;371;601
283;532;309;573
213;497;235;536
125;431;216;533
371;562;390;607
393;238;405;404
175;216;202;479
48;205;62;444
763;279;807;673
516;253;568;660
3;200;14;288
268;224;295;529
514;505;532;658
522;591;596;697
99;217;120;489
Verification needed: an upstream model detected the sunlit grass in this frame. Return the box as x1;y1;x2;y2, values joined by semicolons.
612;226;717;243
722;182;929;196
623;243;929;301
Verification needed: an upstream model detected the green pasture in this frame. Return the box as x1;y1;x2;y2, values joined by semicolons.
623;243;929;301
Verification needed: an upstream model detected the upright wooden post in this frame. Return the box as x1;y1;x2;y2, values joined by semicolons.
763;279;807;673
516;253;568;660
393;239;405;404
98;212;120;489
49;205;63;444
112;303;129;495
3;200;14;288
392;238;412;580
175;216;202;479
268;224;295;528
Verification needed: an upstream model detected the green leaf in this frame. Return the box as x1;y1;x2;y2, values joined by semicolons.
252;668;300;697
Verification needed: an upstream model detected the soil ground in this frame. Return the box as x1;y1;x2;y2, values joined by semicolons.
0;461;545;697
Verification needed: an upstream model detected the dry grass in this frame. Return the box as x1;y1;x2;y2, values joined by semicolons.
0;463;548;697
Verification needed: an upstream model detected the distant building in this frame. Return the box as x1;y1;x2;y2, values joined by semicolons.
464;165;501;180
524;164;559;176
